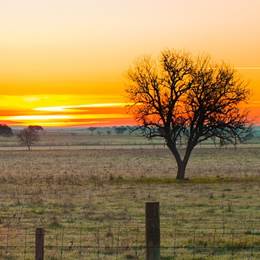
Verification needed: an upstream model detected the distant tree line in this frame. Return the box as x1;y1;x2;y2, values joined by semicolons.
87;126;131;135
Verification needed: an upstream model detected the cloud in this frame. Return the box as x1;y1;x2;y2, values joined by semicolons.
33;102;131;112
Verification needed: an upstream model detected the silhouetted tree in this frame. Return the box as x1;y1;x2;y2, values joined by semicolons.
88;127;97;135
17;127;41;151
126;49;251;179
0;124;13;137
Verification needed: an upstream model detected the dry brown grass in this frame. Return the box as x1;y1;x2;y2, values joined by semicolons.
0;135;260;258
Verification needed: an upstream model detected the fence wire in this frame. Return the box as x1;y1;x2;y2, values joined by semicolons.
1;223;260;259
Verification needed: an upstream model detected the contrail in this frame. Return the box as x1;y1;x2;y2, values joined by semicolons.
235;66;260;70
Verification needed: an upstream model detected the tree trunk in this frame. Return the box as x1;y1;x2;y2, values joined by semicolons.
176;161;187;180
166;140;193;180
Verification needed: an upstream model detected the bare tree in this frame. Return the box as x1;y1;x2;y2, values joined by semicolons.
17;127;41;151
126;50;251;180
88;127;97;135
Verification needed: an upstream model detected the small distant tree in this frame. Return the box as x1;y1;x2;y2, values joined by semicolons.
17;126;41;151
88;127;97;135
126;49;251;179
0;124;13;137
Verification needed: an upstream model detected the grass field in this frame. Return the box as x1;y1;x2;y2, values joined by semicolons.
0;133;260;259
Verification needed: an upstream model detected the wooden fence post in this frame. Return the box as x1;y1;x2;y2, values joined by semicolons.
35;228;44;260
145;202;160;260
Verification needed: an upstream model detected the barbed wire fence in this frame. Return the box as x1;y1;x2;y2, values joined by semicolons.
1;202;260;259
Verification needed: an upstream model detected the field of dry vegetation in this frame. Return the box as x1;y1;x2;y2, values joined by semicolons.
0;132;260;259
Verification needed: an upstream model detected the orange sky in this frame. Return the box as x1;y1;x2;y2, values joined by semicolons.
0;0;259;126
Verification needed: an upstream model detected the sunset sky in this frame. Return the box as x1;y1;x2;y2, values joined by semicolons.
0;0;259;126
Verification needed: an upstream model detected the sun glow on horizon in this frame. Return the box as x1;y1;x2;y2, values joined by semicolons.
34;102;132;112
0;95;135;127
